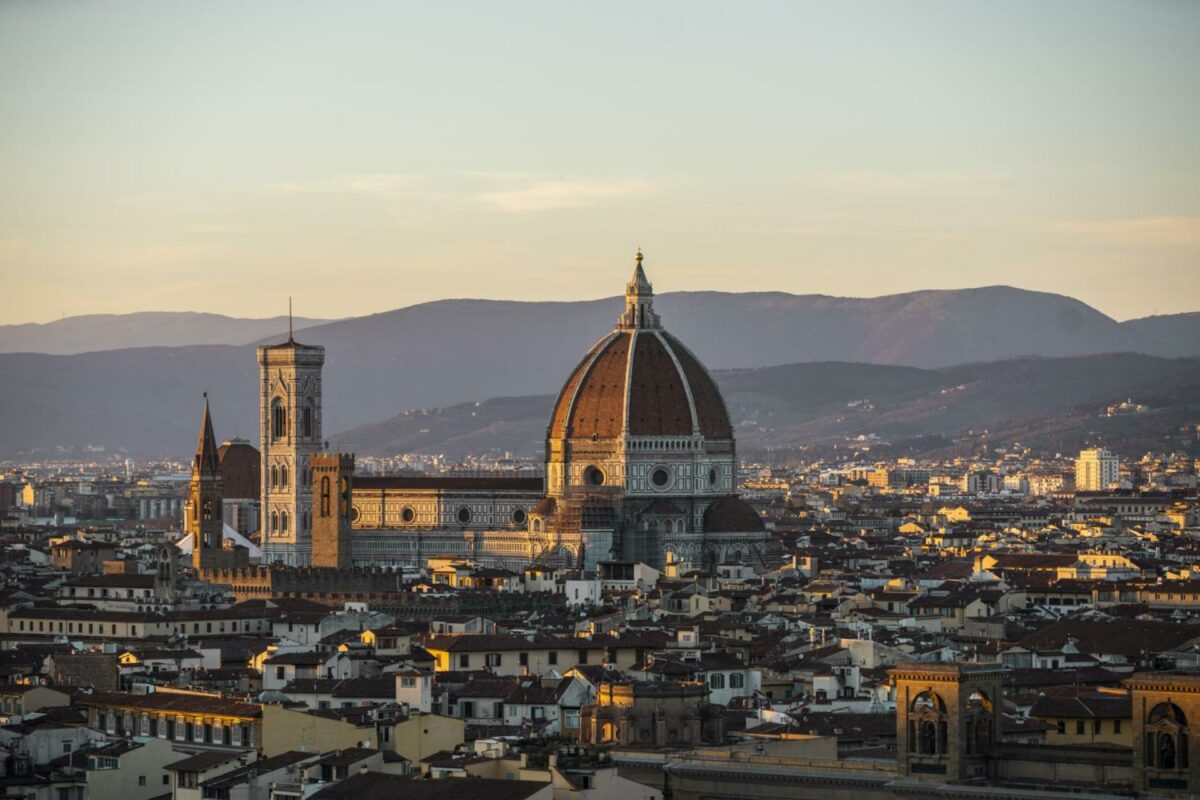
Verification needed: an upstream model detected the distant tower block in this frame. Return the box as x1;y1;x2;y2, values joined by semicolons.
890;663;1005;782
258;328;325;566
311;452;355;569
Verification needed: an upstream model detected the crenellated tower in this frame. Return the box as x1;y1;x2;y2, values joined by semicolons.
311;452;355;569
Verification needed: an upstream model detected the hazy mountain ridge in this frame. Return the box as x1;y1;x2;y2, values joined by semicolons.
329;353;1200;460
0;312;329;355
1;286;1197;457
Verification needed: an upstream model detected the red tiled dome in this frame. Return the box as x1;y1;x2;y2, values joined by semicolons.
217;440;260;500
703;496;765;533
548;329;732;441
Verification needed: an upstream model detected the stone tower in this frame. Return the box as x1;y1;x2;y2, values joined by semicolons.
890;663;1005;782
186;397;226;570
311;452;354;569
258;331;325;566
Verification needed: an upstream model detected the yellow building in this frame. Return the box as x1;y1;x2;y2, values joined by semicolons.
1029;688;1132;747
261;703;465;765
79;689;262;749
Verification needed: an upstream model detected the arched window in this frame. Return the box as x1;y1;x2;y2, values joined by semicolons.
302;399;314;439
270;511;278;532
280;511;288;533
271;398;286;441
320;477;331;518
270;465;278;488
1146;702;1189;771
280;465;289;488
908;691;949;756
340;477;350;518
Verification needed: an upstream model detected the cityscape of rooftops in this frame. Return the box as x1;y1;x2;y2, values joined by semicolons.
1;3;1198;800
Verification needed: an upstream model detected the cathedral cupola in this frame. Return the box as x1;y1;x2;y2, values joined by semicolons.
618;248;661;330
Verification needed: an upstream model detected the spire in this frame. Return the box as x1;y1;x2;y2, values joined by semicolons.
194;393;220;477
288;297;294;344
618;248;661;330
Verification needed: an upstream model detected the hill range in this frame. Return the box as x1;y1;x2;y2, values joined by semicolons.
330;353;1200;461
0;286;1197;458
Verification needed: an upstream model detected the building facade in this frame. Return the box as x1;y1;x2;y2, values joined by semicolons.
252;254;768;572
1075;448;1120;492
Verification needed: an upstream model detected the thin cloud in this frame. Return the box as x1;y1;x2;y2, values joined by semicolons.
1055;216;1200;247
479;179;650;213
262;173;418;199
805;169;1009;199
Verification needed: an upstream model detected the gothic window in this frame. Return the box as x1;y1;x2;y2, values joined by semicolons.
280;465;289;488
302;399;314;439
280;511;288;533
320;477;331;518
270;512;278;532
340;477;350;518
271;398;286;441
270;466;278;488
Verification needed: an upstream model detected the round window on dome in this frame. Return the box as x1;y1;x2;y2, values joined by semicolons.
350;506;361;523
709;468;718;487
401;506;415;524
651;467;671;488
457;507;472;524
512;508;527;525
584;465;605;486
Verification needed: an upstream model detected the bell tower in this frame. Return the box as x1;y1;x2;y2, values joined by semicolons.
258;324;325;566
186;396;226;570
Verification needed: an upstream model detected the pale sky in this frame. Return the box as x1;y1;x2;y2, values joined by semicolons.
1;0;1198;324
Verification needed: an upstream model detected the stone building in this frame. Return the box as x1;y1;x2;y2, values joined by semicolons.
251;253;768;572
661;665;1200;800
580;680;725;748
1125;671;1198;794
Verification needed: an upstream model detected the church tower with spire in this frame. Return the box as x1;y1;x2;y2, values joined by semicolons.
186;396;241;570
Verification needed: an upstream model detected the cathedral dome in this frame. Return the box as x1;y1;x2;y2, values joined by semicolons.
549;251;731;443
